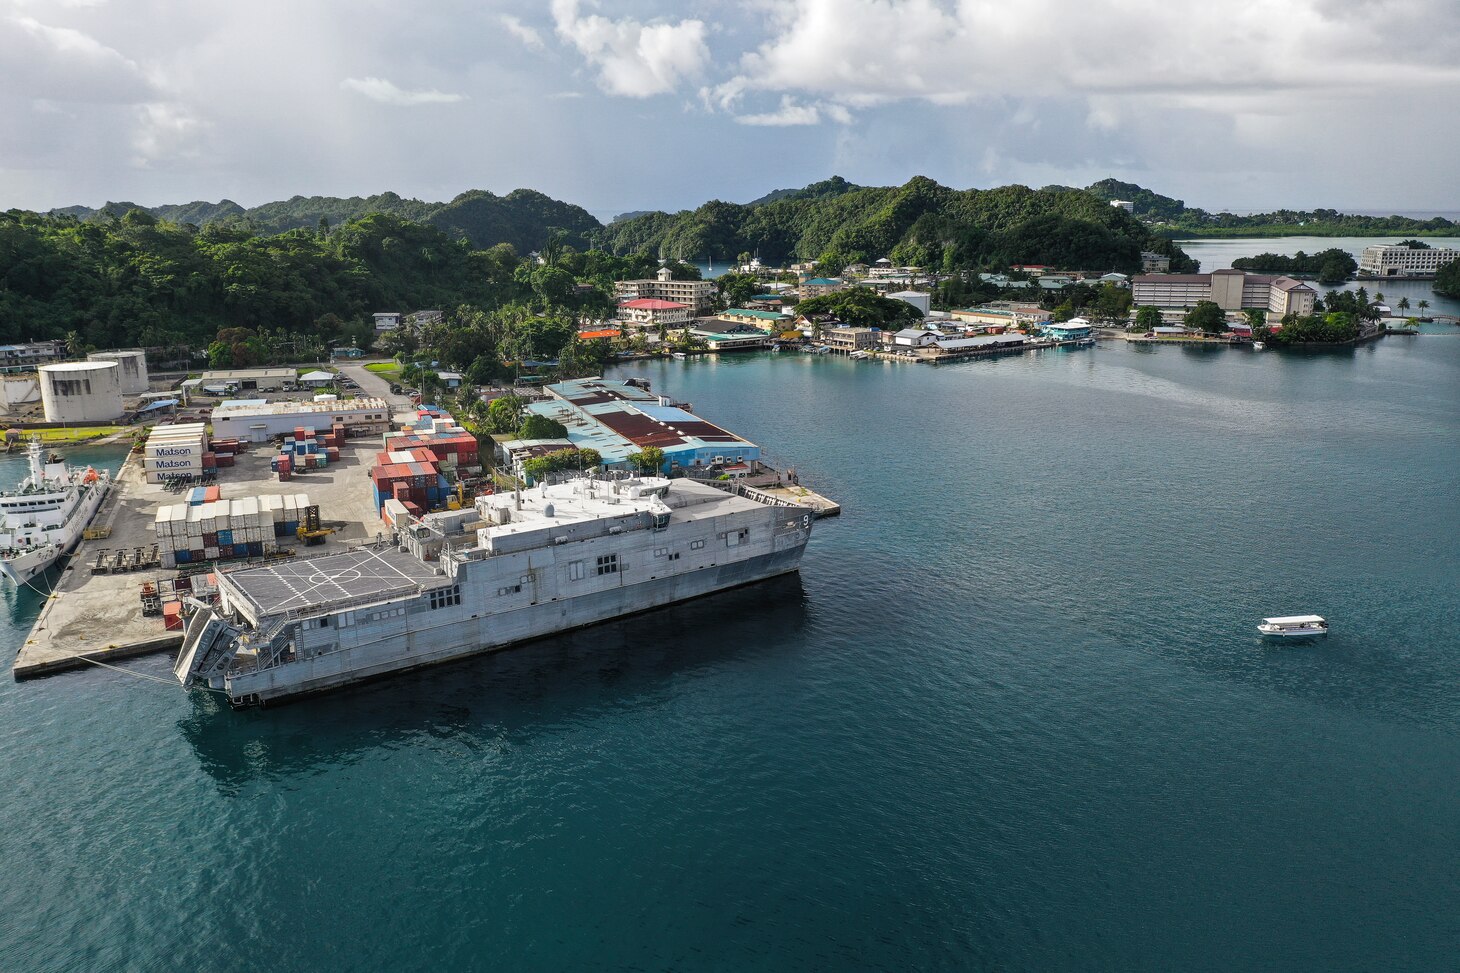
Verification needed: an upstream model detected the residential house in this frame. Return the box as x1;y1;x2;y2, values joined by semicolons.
800;277;847;298
618;298;693;329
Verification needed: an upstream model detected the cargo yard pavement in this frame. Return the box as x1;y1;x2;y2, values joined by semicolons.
13;435;387;679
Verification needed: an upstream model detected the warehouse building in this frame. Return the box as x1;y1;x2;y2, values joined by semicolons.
210;397;392;442
199;368;297;391
521;378;759;473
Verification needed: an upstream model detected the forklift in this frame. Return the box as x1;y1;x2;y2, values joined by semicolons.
296;504;335;546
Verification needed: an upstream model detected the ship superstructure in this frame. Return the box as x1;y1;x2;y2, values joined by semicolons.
0;440;110;587
176;474;813;706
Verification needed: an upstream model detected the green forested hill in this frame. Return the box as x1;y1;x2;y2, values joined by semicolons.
594;175;1182;274
1085;178;1458;237
47;188;601;253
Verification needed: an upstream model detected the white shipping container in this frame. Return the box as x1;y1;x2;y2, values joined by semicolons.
204;546;219;560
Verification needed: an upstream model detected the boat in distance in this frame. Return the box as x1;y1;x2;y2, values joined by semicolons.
176;473;814;707
1258;615;1328;638
0;439;110;588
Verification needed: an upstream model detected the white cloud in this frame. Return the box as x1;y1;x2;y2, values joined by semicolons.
0;14;154;102
500;14;544;51
736;96;850;127
713;0;1460;124
131;100;205;166
340;76;466;106
551;0;709;98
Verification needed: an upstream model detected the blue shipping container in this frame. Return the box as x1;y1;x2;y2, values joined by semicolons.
175;550;191;564
218;530;233;546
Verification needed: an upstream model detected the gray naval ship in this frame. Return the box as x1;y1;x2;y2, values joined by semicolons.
176;474;813;706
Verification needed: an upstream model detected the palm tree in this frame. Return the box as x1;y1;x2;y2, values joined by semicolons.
1417;299;1430;318
1397;296;1411;317
1374;291;1385;305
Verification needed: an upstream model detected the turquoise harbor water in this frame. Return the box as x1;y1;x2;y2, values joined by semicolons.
3;341;1460;971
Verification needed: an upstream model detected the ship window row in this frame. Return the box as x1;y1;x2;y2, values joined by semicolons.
428;586;461;609
596;553;619;576
366;606;406;622
690;540;705;550
497;584;522;596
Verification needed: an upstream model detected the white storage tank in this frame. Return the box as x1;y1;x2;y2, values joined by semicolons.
87;350;149;395
39;361;123;423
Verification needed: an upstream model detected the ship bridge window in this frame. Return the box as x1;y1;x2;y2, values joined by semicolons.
596;554;618;576
429;585;461;609
497;584;522;596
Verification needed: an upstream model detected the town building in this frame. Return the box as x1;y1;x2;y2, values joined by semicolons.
1046;320;1094;341
297;370;337;388
1132;270;1316;317
1357;245;1460;278
717;308;793;332
1140;252;1172;273
1110;200;1134;212
950;304;1050;329
824;326;879;354
687;327;771;352
618;298;693;329
210;397;392;442
887;290;931;316
800;277;847;298
578;328;622;341
613;266;715;312
889;328;944;349
374;312;402;333
0;341;67;374
521;378;759;472
199;368;297;391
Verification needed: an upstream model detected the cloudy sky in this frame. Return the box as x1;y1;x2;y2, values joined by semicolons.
3;0;1458;219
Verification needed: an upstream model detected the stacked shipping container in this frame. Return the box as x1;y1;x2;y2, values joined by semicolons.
154;491;311;568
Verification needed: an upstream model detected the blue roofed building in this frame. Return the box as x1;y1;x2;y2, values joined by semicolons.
523;378;760;474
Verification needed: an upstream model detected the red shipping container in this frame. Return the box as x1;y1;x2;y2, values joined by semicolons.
216;454;235;468
204;485;221;502
202;452;217;469
327;447;340;461
163;601;184;631
203;532;218;547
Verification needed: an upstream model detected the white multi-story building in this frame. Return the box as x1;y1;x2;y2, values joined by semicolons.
1357;245;1460;278
614;267;715;312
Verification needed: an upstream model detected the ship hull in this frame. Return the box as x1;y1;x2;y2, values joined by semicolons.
0;546;62;588
221;545;805;707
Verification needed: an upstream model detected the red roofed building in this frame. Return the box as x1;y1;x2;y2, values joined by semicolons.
618;298;692;328
578;328;623;340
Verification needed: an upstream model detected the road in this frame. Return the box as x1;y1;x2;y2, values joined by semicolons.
337;360;416;424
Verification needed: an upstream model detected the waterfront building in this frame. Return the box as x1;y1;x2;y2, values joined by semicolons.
1046;320;1094;341
613;267;715;312
522;378;759;472
889;328;943;349
618;299;693;329
718;308;794;333
687;328;771;352
578;328;622;341
1132;270;1315;317
923;334;1029;359
1357;245;1460;278
824;326;879;354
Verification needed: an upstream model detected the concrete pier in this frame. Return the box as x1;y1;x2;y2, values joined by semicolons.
13;436;387;681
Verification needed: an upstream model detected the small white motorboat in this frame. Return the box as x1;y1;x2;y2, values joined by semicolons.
1258;614;1328;638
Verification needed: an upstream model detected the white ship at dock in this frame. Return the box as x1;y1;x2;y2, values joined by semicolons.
0;440;111;588
176;474;814;707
